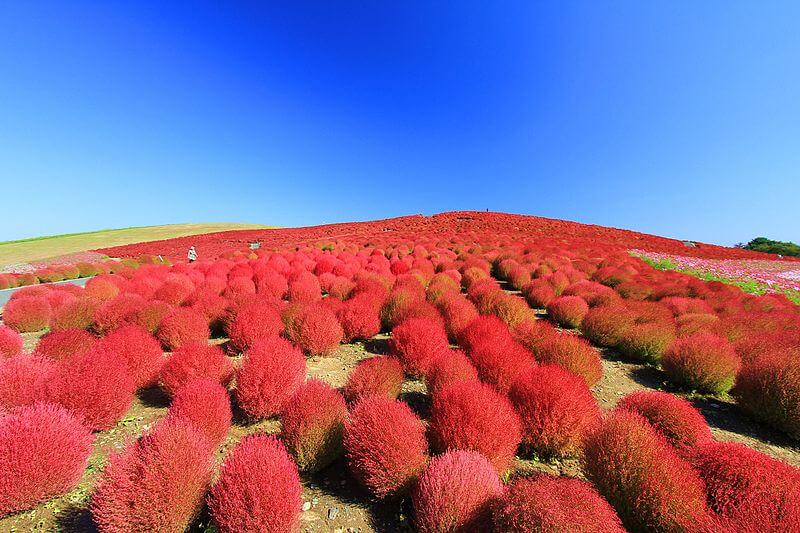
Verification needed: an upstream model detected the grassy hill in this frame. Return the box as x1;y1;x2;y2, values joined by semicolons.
0;223;271;266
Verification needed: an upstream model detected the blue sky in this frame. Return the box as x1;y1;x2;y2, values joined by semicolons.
1;2;798;245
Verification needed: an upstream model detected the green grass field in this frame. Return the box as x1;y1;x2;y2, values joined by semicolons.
0;223;271;267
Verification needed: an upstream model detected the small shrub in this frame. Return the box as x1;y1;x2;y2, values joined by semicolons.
159;342;233;397
157;307;210;351
2;296;52;332
0;326;23;358
436;293;479;343
546;295;589;328
344;396;429;498
336;295;382;342
0;355;56;409
165;379;232;447
458;315;512;353
734;350;800;439
234;336;306;419
580;305;634;347
51;296;102;331
33;328;96;361
0;403;93;517
292;303;343;356
662;332;741;394
412;450;502;533
425;349;479;393
468;337;536;394
93;293;147;335
343;356;404;404
522;279;556;309
534;333;603;386
226;300;284;353
617;321;676;364
131;299;173;334
390;316;450;377
676;312;719;336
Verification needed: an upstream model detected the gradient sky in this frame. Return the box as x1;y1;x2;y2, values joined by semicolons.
1;2;798;245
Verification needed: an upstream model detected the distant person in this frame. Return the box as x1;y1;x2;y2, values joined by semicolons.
187;246;197;263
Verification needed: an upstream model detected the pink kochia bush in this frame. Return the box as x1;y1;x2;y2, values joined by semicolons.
492;475;625;533
412;450;502;533
0;326;23;358
96;325;164;388
662;332;741;394
208;434;302;533
615;391;711;453
2;296;52;332
292;303;344;356
691;440;800;531
390;316;450;377
165;379;232;447
226;300;284;353
343;356;404;404
0;355;57;410
159;342;234;397
234;336;306;419
92;419;214;532
508;365;601;458
343;396;429;498
0;403;93;517
429;379;521;475
33;328;96;361
157;307;210;351
583;410;713;533
280;379;348;472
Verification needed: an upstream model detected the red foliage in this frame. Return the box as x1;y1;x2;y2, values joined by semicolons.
0;326;23;358
691;440;800;531
159;342;233;397
0;355;56;409
511;318;559;354
429;379;521;474
492;475;625;533
157;307;210;351
287;271;321;302
343;356;404;404
734;350;800;439
533;333;603;386
615;391;711;453
131;299;173;334
583;410;713;532
84;276;121;300
51;296;102;331
92;293;147;335
390;316;450;377
425;349;479;393
91;419;214;532
508;365;601;458
546;295;589;328
412;450;502;533
280;378;347;472
343;396;429;498
226;300;284;353
662;332;741;394
458;315;513;353
234;336;306;419
165;378;232;447
436;293;479;343
0;403;93;517
2;296;52;332
336;295;382;342
617;321;676;364
467;336;536;394
579;304;634;347
291;303;344;356
33;328;96;361
522;279;557;309
207;434;302;533
676;312;719;336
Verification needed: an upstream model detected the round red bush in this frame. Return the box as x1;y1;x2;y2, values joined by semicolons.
390;316;450;377
3;296;52;332
436;293;479;343
227;300;284;353
547;295;589;329
336;295;382;342
92;293;147;335
734;350;800;439
51;296;102;331
92;419;214;532
511;318;559;354
157;307;210;351
580;305;634;348
412;450;502;533
583;410;713;532
468;337;536;394
457;315;512;353
280;378;347;472
617;321;676;364
159;342;233;397
287;271;321;303
493;475;625;533
429;379;521;474
522;278;557;309
0;326;23;358
508;365;601;458
425;349;479;393
165;378;232;447
33;328;96;361
343;356;404;404
0;403;93;517
533;333;603;386
84;276;121;300
291;303;343;356
662;332;741;394
691;440;800;531
208;434;301;533
234;336;306;419
615;391;711;453
131;299;173;334
0;355;56;410
343;396;429;498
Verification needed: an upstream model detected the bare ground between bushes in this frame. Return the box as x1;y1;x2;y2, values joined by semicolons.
2;329;799;532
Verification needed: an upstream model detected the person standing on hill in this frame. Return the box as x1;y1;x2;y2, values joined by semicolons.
187;246;197;263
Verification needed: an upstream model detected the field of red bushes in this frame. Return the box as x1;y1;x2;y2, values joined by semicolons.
1;211;799;532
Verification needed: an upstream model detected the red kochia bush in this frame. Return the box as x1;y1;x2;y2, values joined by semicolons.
157;307;210;351
159;342;233;397
0;355;56;409
0;326;23;358
234;336;306;419
390;316;450;377
580;305;634;347
92;293;147;335
583;410;712;533
522;278;556;309
615;391;711;453
208;434;302;533
458;315;512;353
343;396;429;498
468;337;536;394
51;296;102;331
226;300;284;353
343;356;404;404
493;475;625;533
336;295;382;342
92;419;214;532
546;295;589;329
734;350;800;439
691;440;800;531
412;450;502;533
662;332;741;394
280;379;348;472
291;303;344;356
617;321;676;364
0;403;93;517
33;328;96;361
534;333;603;386
508;365;601;458
436;293;479;343
3;296;52;332
97;325;165;388
425;349;479;393
56;348;136;431
165;379;232;447
429;379;521;474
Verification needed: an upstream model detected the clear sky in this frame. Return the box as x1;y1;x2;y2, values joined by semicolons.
1;2;798;245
